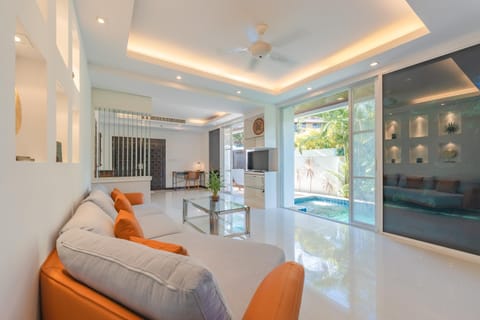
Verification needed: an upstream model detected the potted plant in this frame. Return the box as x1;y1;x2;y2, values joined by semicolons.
207;171;223;201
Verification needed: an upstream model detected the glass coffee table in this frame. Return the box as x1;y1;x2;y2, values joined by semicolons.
183;197;250;237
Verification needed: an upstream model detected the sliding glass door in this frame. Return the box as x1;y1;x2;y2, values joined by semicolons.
290;79;377;228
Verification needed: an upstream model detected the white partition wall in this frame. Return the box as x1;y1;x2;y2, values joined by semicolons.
0;1;92;319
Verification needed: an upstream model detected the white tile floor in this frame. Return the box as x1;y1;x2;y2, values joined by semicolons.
152;189;480;320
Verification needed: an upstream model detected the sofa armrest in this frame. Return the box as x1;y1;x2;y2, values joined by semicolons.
243;261;304;320
124;192;144;205
40;250;142;320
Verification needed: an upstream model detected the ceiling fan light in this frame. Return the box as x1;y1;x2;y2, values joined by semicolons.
249;41;272;58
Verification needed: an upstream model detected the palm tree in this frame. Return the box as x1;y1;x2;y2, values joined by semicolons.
295;108;350;196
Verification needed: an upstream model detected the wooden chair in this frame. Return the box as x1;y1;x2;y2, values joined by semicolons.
185;171;200;189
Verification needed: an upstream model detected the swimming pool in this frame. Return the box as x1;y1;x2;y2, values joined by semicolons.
294;195;375;224
294;196;350;223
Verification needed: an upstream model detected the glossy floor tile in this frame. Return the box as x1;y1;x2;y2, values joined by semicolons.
152;190;480;320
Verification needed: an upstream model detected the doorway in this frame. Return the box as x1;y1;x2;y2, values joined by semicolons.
111;137;166;190
291;80;376;228
150;138;166;190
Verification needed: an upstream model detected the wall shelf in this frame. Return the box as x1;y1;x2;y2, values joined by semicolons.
409;114;428;138
15;20;48;163
409;144;429;164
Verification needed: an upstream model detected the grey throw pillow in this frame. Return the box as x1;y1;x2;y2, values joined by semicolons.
83;189;118;219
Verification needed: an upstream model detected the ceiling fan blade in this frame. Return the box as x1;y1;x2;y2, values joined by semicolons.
270;29;307;47
270;52;295;65
248;57;259;71
246;25;259;43
216;47;248;55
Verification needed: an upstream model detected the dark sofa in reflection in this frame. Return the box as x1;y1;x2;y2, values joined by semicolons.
384;174;480;211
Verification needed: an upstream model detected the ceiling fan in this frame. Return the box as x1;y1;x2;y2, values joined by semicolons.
226;23;295;71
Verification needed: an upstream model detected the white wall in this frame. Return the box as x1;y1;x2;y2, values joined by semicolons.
151;127;209;188
0;0;91;319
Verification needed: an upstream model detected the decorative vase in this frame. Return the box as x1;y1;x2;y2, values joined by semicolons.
211;194;219;201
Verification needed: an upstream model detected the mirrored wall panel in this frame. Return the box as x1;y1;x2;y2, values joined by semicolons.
383;43;480;255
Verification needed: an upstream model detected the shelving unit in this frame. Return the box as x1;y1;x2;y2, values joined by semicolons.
56;83;69;162
438;111;461;136
385;145;402;164
71;10;81;91
409;114;428;138
15;20;48;162
409;144;429;164
56;0;69;66
384;119;401;140
438;142;460;163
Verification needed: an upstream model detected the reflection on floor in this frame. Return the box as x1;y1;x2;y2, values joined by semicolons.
152;189;480;320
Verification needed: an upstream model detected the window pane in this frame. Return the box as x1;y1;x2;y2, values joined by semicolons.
352;83;375;132
353;132;375;177
352;178;375;225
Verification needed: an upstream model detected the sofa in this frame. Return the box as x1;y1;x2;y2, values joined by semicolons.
384;174;480;210
40;187;304;319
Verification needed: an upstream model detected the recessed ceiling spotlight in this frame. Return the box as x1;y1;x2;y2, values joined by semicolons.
337;97;344;101
96;17;106;24
176;75;182;80
307;87;312;91
441;103;445;106
14;35;21;43
370;61;379;67
236;90;242;94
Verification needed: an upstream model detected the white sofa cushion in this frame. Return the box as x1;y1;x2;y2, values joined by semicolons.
137;213;182;238
156;231;285;318
133;203;163;217
57;229;232;320
60;201;114;237
83;189;118;219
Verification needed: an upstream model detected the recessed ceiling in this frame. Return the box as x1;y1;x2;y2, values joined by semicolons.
127;0;427;94
73;0;480;130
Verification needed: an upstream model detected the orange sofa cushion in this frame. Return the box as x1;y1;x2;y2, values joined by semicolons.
111;189;144;205
129;236;188;256
243;261;304;320
114;210;144;240
114;193;134;214
124;192;144;205
110;188;121;201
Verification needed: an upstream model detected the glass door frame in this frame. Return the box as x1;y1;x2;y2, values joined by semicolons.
348;78;377;230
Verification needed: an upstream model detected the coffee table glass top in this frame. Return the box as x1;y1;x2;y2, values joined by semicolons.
183;196;250;237
186;197;247;213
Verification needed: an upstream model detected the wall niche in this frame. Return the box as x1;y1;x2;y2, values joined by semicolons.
15;20;48;162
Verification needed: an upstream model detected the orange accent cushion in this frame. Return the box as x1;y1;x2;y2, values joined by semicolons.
114;210;144;240
124;192;144;205
129;236;188;256
114;193;134;214
243;262;304;320
110;188;121;201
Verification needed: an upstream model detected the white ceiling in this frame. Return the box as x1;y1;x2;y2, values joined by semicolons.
73;0;480;130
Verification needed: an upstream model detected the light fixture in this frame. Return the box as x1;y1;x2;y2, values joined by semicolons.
337;97;344;101
14;35;21;43
307;87;312;91
96;17;106;24
236;90;241;94
370;61;379;67
441;103;445;106
176;75;182;80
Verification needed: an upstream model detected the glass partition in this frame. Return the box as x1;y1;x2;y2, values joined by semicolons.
383;43;480;255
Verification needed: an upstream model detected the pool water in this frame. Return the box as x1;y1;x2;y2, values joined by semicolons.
294;196;350;223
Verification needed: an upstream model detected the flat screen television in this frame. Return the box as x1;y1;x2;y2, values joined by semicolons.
247;150;269;171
